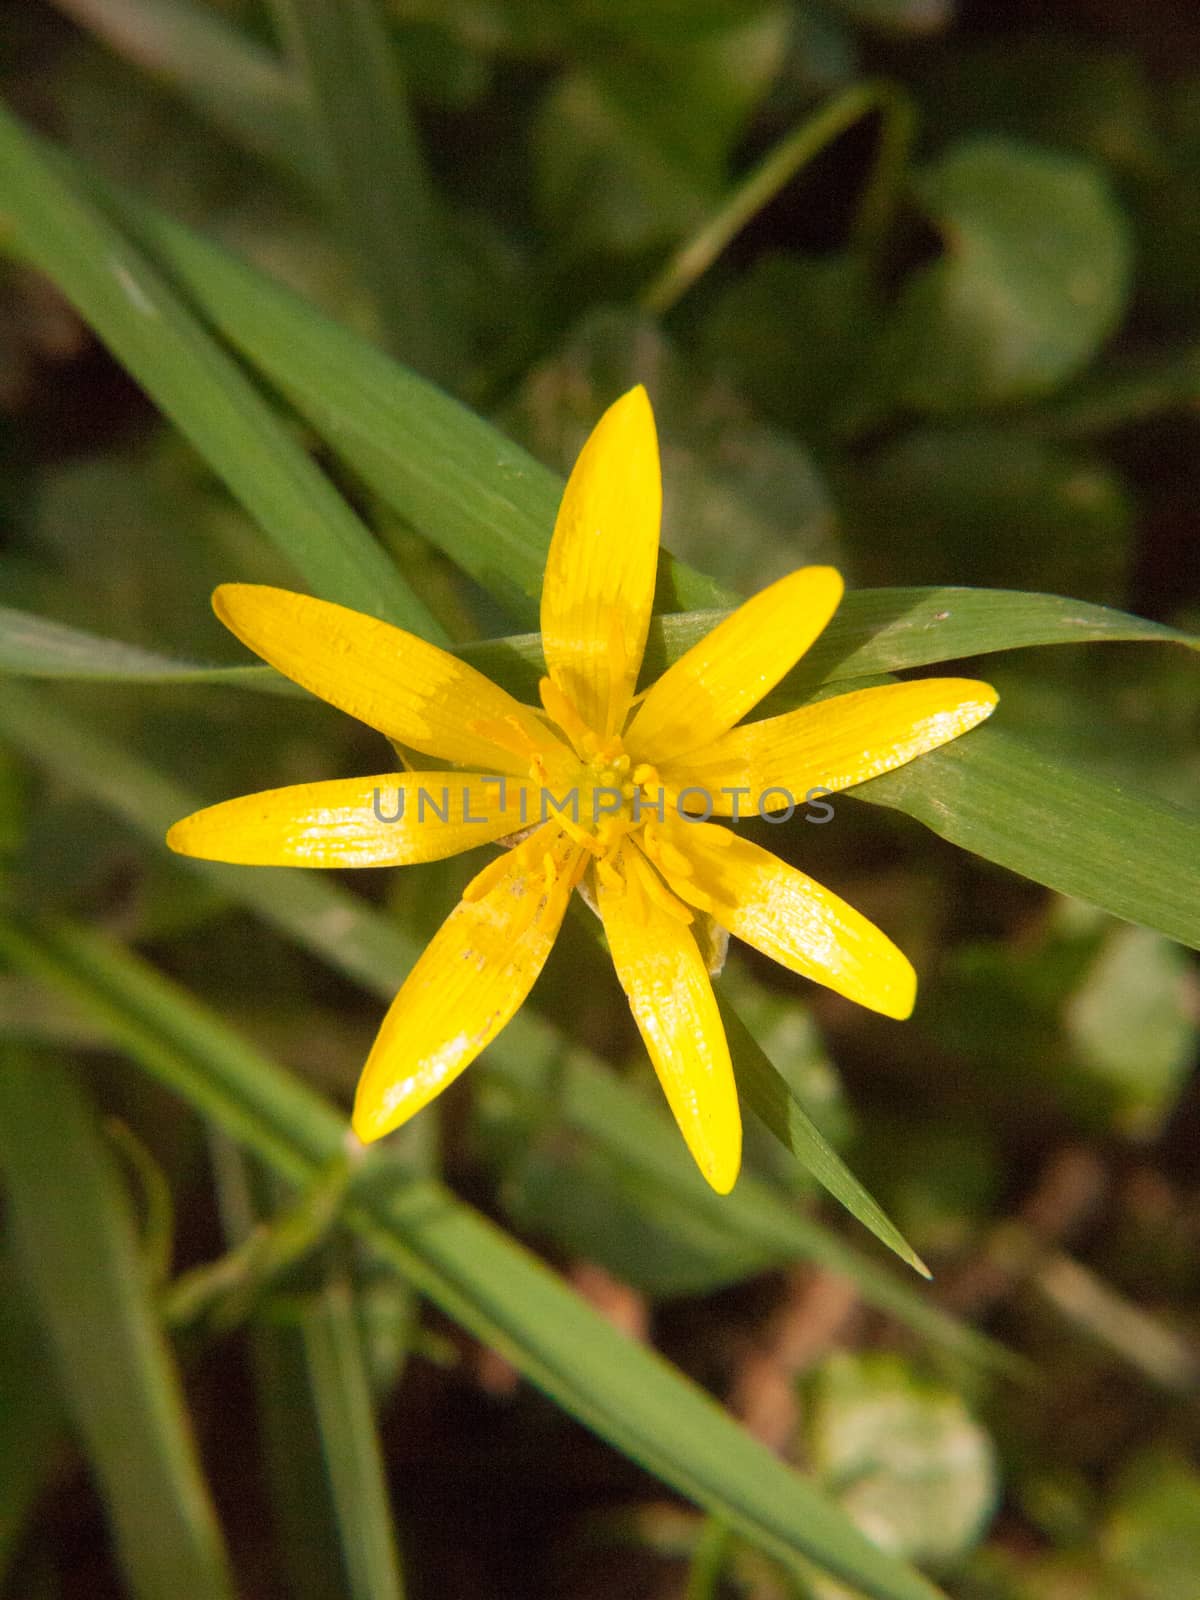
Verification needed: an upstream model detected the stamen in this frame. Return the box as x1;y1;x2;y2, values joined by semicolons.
621;850;647;923
632;851;694;925
539;676;597;757
468;714;542;764
641;823;694;879
461;850;512;903
596;856;624;894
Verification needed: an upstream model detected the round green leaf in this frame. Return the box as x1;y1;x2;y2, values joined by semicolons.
877;138;1132;411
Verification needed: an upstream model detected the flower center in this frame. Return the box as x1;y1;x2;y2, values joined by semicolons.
536;676;672;866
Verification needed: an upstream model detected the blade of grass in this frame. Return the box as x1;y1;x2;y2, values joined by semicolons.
0;102;438;635
0;1049;236;1600
481;1040;1015;1376
209;1142;406;1600
46;0;323;188
65;159;730;625
567;901;928;1278
267;0;459;380
642;82;913;316
5;579;1191;708
855;722;1200;952
0;1241;65;1583
721;997;930;1279
297;1279;407;1600
0;604;301;692
0;915;945;1600
685;1518;735;1600
0;679;1002;1363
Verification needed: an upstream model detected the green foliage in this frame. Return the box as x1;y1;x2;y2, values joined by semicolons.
869;140;1131;413
1;2;1198;1596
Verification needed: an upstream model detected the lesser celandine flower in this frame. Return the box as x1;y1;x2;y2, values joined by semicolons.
168;388;997;1192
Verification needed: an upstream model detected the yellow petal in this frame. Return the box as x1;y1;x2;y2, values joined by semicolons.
166;773;536;867
352;825;582;1141
668;678;999;809
540;386;662;738
663;823;916;1020
626;567;844;764
214;584;570;777
597;846;741;1193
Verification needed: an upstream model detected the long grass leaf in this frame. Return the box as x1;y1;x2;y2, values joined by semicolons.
47;0;322;187
209;1143;406;1600
720;998;930;1279
0;102;437;635
0;604;300;692
71;162;730;625
856;723;1200;952
0;916;944;1600
267;0;459;379
0;1049;235;1600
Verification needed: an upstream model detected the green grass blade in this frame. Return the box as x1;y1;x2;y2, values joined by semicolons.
720;997;930;1279
0;604;300;693
0;679;999;1363
0;104;437;635
1;587;1192;703
47;0;323;187
208;1143;406;1600
855;724;1200;952
569;904;930;1280
76;166;730;626
0;917;945;1600
298;1279;408;1600
0;1241;65;1582
482;1043;1016;1375
769;586;1198;689
642;82;913;315
267;0;459;380
0;1048;236;1600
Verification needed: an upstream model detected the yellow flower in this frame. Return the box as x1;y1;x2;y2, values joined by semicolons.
168;387;996;1193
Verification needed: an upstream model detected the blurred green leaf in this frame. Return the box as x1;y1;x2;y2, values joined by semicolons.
0;103;438;634
916;40;1160;177
1064;925;1197;1138
534;70;714;258
701;251;882;438
0;1051;236;1600
840;428;1132;600
870;139;1131;413
0;1240;65;1582
1100;1451;1200;1600
0;916;946;1600
47;0;321;186
807;1353;998;1574
267;0;460;379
